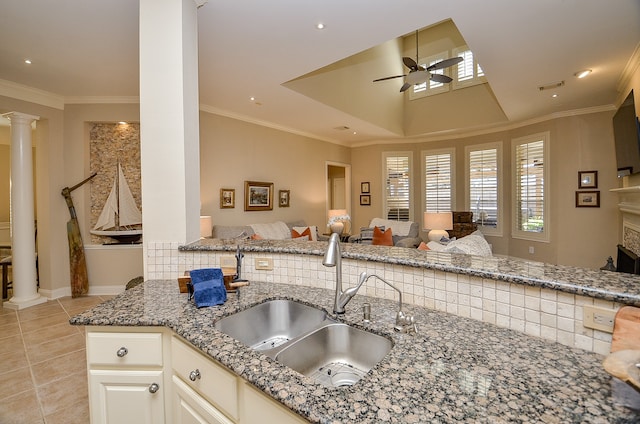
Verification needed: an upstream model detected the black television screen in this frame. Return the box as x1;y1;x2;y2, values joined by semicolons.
613;90;640;177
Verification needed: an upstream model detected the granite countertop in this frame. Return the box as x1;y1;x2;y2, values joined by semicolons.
71;280;640;423
180;239;640;307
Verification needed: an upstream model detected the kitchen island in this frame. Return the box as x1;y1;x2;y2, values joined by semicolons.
71;279;640;423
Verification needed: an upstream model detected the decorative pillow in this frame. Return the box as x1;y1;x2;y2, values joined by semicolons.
372;226;393;246
359;226;383;245
250;233;263;240
426;241;447;251
292;226;318;241
292;235;310;242
417;241;430;251
442;231;492;257
292;227;312;240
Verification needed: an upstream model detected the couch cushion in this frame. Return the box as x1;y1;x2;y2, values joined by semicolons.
250;221;291;240
442;231;492;257
373;226;393;246
212;225;253;239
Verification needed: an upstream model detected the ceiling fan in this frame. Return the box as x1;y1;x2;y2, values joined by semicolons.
373;30;464;93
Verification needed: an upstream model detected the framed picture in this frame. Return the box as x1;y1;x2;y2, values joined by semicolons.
578;170;598;189
361;182;370;193
220;188;235;209
360;194;371;206
244;181;273;211
279;190;290;207
575;191;600;208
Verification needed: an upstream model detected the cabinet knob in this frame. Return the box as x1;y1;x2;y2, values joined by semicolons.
116;347;128;357
148;383;160;394
189;369;201;381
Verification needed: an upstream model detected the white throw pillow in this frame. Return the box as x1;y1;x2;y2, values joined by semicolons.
292;226;318;241
442;232;492;257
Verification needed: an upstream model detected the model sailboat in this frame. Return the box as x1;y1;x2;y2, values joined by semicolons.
91;162;142;243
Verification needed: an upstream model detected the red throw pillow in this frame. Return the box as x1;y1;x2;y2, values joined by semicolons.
291;227;312;240
372;226;393;246
417;241;430;251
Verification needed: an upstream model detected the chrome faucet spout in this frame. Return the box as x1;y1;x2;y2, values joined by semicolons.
323;233;344;313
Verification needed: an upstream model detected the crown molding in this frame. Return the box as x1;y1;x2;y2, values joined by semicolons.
0;79;64;110
64;96;140;104
617;42;640;95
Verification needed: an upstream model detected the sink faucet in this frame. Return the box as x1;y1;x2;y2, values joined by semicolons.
357;272;416;333
323;233;351;314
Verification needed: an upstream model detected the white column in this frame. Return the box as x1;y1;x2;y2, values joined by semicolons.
2;112;46;310
139;0;206;279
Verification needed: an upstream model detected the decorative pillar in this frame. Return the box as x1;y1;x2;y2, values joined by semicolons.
2;112;46;310
139;0;206;279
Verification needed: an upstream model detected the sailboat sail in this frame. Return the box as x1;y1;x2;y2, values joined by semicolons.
92;163;142;240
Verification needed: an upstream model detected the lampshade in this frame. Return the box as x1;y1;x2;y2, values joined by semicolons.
328;209;350;235
423;212;453;242
200;215;213;238
328;209;348;219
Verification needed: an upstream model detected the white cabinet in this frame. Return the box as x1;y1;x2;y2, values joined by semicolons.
86;328;168;424
172;375;234;424
240;382;308;424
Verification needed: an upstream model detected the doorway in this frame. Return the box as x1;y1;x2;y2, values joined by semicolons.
326;161;351;230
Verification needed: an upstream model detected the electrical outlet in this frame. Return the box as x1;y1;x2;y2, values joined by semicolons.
255;257;273;270
583;305;616;333
220;256;236;268
528;246;535;254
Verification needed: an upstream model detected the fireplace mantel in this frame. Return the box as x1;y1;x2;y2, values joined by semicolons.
612;185;640;254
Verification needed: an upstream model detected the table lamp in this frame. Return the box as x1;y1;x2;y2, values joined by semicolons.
328;209;350;235
423;212;453;242
200;216;213;238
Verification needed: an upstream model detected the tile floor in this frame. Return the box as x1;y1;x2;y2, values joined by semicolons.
0;295;113;424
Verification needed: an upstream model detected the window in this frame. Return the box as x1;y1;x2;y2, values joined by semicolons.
410;52;450;100
512;132;549;242
423;149;455;213
466;143;502;235
383;152;412;221
453;46;486;90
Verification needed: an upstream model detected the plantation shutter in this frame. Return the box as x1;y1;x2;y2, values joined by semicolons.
469;148;498;228
384;154;411;221
515;140;545;233
424;152;452;212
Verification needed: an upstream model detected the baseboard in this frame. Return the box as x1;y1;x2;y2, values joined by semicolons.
39;284;125;299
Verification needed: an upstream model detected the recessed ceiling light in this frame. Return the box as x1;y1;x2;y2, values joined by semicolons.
316;23;325;30
118;121;128;125
250;97;255;101
574;69;592;79
24;59;32;65
552;94;558;98
352;131;357;135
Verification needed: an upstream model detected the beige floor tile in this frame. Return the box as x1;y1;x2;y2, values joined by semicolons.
31;349;87;388
0;321;21;337
0;334;24;356
0;349;29;376
22;322;79;348
44;402;90;424
0;311;18;326
26;333;85;365
37;371;87;417
0;389;44;424
0;366;34;399
19;312;71;334
17;301;64;322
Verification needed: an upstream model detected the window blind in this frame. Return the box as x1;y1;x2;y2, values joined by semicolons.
515;140;545;233
469;148;498;228
384;155;410;221
424;152;452;212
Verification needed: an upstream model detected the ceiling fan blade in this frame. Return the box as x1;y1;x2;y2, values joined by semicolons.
430;73;453;84
402;57;419;71
400;82;412;92
426;56;464;71
373;74;406;82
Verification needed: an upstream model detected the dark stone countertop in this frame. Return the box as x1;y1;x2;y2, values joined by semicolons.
71;280;640;423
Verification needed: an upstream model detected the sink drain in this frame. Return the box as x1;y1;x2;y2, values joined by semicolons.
311;362;367;387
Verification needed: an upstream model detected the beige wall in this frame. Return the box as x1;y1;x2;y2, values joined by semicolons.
199;112;351;231
351;110;620;269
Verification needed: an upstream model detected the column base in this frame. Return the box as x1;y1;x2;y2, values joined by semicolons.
3;294;47;310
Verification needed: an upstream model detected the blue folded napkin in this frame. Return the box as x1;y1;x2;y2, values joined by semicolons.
189;268;227;308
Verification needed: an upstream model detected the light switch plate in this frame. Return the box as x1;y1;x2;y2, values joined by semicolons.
255;257;273;270
583;305;616;333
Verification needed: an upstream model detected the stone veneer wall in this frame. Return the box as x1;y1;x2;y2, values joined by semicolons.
146;242;617;356
89;123;141;244
623;225;640;256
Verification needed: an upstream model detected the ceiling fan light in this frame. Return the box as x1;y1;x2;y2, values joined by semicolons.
574;69;592;79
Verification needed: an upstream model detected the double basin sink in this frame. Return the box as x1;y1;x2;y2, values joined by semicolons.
214;299;393;387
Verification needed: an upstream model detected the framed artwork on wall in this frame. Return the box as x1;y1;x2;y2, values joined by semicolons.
220;188;235;208
360;194;371;206
575;191;600;207
578;170;598;189
279;190;290;207
361;182;370;193
244;181;273;211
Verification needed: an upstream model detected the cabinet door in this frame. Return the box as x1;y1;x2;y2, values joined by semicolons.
240;382;308;424
172;375;235;424
89;370;165;424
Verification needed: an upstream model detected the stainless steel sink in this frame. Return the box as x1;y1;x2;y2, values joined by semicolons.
274;323;393;387
214;299;393;387
214;299;329;353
